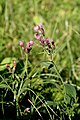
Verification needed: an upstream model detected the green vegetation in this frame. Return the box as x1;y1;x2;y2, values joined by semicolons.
0;0;80;120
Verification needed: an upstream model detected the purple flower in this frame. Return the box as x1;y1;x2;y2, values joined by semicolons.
37;29;42;34
25;40;34;53
34;26;39;31
25;43;31;52
22;46;25;50
20;41;24;47
34;23;44;36
20;40;34;53
20;41;24;50
25;108;30;112
26;43;30;48
46;39;52;48
40;38;45;46
39;23;43;29
29;40;34;46
34;33;41;41
34;23;55;52
46;39;50;44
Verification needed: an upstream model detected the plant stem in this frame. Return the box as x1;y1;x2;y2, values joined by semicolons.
24;53;28;76
16;100;19;117
50;53;64;84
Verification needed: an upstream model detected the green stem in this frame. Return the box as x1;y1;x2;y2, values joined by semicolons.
49;53;64;84
25;53;28;75
16;100;19;117
53;61;64;84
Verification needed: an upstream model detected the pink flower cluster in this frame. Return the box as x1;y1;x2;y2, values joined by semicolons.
19;23;54;54
20;40;34;53
34;23;55;51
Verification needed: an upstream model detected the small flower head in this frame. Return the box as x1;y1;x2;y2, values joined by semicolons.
34;33;41;41
40;38;45;46
39;23;44;35
34;26;39;31
25;43;31;53
46;39;51;48
46;39;50;44
29;40;34;46
19;41;24;50
20;41;24;46
19;40;34;53
25;108;30;112
34;23;55;53
34;23;44;36
22;46;25;50
25;40;34;53
39;23;43;29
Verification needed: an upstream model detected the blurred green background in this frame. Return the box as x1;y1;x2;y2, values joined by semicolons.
0;0;80;79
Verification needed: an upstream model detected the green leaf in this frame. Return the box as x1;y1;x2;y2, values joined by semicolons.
41;61;53;69
0;83;9;88
64;84;76;104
